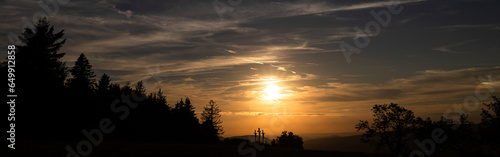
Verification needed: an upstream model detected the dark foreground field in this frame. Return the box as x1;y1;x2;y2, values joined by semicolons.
4;140;382;157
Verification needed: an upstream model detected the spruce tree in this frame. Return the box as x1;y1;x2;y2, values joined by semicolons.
69;53;96;94
201;100;224;142
97;73;111;94
17;17;68;90
15;17;69;139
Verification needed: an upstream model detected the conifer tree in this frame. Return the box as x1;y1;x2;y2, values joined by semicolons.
201;100;224;140
69;53;96;93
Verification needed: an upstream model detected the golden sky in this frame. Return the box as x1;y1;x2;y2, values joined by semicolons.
1;0;500;137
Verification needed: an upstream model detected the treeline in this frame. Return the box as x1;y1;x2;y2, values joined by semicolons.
356;100;500;157
1;18;222;144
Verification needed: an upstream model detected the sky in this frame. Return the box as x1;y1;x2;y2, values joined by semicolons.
1;0;500;137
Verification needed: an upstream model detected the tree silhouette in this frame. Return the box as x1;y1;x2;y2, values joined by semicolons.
172;98;201;142
481;96;500;125
273;131;304;150
69;53;96;94
155;88;167;106
97;73;111;95
17;17;68;90
134;80;146;97
174;98;197;120
122;81;133;95
15;17;69;139
480;96;500;156
355;103;424;156
138;88;172;141
201;100;224;142
4;18;235;146
67;53;100;134
416;114;477;157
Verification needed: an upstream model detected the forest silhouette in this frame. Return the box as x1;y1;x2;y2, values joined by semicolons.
2;18;307;150
2;18;499;157
2;18;226;144
356;102;500;157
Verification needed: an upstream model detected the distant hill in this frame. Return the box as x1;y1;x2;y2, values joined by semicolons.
226;135;273;144
225;132;361;144
303;134;377;153
225;132;381;153
299;132;361;141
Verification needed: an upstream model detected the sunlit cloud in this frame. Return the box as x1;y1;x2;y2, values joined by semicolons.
433;40;476;53
1;0;499;137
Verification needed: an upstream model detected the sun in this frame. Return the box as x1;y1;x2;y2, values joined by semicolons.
263;83;281;100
